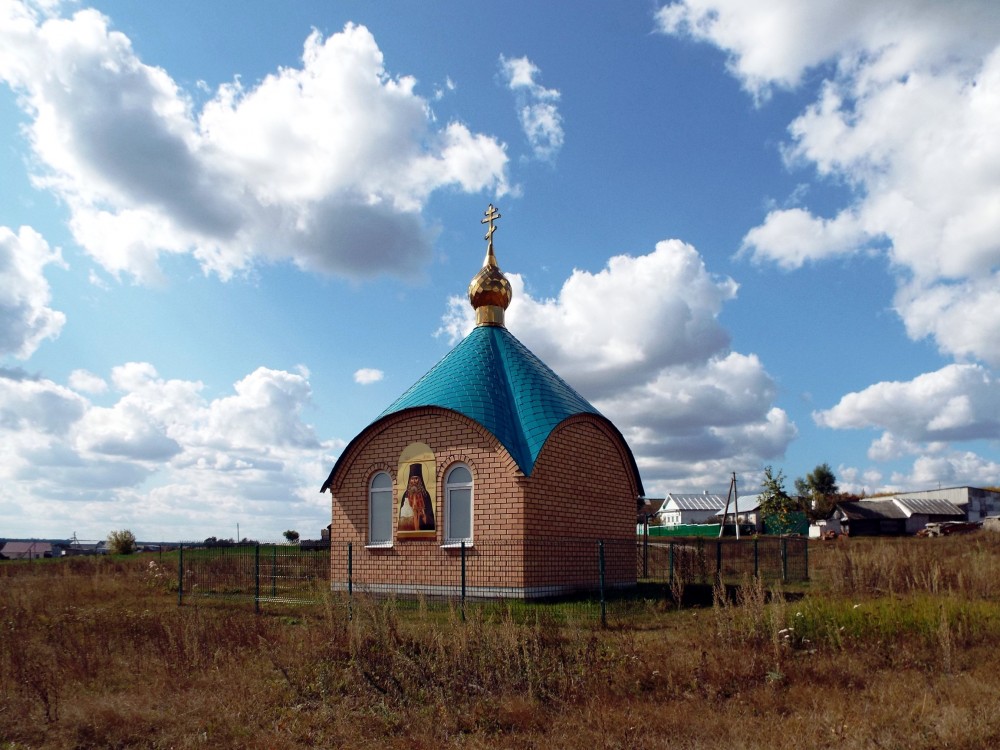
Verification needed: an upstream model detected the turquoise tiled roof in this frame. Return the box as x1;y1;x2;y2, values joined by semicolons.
377;325;599;476
321;324;644;495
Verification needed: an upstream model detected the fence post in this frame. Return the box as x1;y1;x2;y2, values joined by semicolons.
716;539;723;584
460;541;467;622
698;537;705;583
642;522;649;579
803;539;809;581
347;542;353;621
598;540;607;628
669;540;674;586
178;543;184;606
271;545;277;599
704;537;711;583
781;537;788;583
254;544;261;614
753;537;759;578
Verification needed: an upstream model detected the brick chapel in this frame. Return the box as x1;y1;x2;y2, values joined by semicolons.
321;206;644;598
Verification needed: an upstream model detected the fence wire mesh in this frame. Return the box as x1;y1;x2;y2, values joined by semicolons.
176;543;328;607
640;535;809;584
176;534;808;623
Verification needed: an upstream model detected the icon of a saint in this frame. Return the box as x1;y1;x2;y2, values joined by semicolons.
398;463;435;532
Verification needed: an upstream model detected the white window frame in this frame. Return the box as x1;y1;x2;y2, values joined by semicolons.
442;463;474;546
367;471;393;547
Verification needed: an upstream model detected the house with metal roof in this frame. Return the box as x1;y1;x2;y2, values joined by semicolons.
0;541;55;560
320;206;644;599
889;486;1000;522
832;497;965;536
714;494;763;531
655;492;727;526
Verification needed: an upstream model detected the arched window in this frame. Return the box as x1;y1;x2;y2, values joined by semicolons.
368;471;392;546
444;464;473;545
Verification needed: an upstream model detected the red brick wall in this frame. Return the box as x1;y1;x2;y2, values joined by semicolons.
524;415;639;588
326;409;640;596
328;408;529;591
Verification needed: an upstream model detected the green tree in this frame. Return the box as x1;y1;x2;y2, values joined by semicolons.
760;466;802;534
793;477;810;498
796;463;840;519
282;529;300;544
107;529;137;555
758;466;799;529
807;463;838;496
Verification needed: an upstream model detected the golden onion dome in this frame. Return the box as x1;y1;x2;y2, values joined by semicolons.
468;204;512;326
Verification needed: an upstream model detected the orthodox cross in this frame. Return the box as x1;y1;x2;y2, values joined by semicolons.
482;204;501;252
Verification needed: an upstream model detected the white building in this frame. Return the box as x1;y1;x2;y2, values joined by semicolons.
655;492;727;526
823;496;965;537
890;486;1000;522
715;494;762;531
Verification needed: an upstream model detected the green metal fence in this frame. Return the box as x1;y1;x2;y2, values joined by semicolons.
763;511;810;536
644;524;757;538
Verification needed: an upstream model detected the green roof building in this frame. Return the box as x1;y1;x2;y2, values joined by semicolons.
322;206;643;598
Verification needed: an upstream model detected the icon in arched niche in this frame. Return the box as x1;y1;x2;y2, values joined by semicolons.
397;442;436;539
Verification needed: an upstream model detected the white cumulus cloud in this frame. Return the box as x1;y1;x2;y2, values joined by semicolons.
837;449;1000;494
440;239;795;489
814;363;1000;492
658;0;1000;490
814;364;1000;444
659;0;1000;367
0;3;509;283
656;0;999;99
899;451;1000;489
500;55;564;161
0;225;66;359
0;362;342;540
68;369;107;394
894;277;1000;367
354;368;384;385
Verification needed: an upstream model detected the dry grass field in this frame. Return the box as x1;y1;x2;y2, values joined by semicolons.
4;534;1000;749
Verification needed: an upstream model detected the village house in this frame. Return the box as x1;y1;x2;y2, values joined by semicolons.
0;541;55;560
715;493;763;532
890;486;1000;522
655;492;727;526
830;497;965;537
320;206;644;599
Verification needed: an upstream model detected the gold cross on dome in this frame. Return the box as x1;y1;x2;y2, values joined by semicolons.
482;204;501;250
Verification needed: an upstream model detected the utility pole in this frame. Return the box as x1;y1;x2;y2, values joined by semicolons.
718;473;739;539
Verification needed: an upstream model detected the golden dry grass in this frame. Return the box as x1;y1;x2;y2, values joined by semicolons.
2;534;1000;748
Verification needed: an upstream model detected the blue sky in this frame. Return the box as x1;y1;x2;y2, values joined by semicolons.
1;0;998;542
